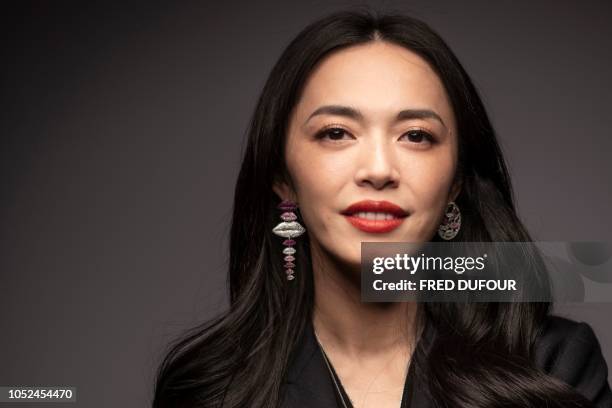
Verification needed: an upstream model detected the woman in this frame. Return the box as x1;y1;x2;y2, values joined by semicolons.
153;9;612;408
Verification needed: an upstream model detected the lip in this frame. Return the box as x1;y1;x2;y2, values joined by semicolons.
341;200;408;233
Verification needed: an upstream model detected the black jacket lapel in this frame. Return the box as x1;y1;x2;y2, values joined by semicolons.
280;318;436;408
280;318;340;407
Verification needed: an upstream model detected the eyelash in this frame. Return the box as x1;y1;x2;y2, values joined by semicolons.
314;125;436;144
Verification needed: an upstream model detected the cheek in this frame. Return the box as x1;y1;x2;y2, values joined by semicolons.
405;151;456;210
402;153;455;239
288;141;351;199
287;146;350;229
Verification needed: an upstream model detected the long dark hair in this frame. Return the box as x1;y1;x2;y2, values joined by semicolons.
153;8;594;408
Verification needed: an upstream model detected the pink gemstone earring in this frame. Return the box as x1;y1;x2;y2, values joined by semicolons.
438;201;461;240
272;199;305;281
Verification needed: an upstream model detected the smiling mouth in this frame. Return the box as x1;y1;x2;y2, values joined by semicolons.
342;212;407;233
340;200;409;233
349;211;404;220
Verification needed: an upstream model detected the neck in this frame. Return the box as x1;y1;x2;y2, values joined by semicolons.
310;242;419;358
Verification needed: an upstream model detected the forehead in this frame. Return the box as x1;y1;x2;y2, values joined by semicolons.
294;41;455;127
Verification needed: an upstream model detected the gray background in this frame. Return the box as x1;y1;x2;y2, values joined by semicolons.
1;1;611;407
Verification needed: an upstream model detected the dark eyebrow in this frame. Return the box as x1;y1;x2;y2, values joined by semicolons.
304;104;446;128
397;109;446;128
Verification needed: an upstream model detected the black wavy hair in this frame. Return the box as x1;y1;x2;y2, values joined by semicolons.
153;8;595;408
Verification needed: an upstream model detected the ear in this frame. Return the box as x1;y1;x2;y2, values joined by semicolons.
449;178;462;203
272;177;297;203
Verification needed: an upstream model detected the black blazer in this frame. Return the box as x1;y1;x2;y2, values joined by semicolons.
280;315;612;407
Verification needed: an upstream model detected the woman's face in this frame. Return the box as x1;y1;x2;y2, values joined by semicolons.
274;41;460;269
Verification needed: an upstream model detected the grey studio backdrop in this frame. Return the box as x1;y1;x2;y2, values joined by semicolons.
1;1;611;407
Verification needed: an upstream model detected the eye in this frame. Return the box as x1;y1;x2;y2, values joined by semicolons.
315;126;353;142
401;129;435;144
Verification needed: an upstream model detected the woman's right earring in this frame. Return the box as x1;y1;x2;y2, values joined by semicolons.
438;201;461;240
272;199;305;281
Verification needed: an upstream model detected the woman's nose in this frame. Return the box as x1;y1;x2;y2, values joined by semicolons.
355;137;400;190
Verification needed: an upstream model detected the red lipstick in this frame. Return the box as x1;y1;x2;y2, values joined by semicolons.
340;200;408;233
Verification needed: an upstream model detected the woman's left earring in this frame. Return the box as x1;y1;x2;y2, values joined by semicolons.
272;199;305;281
438;201;461;240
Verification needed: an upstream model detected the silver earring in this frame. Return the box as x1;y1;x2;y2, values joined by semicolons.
272;199;305;281
438;201;461;240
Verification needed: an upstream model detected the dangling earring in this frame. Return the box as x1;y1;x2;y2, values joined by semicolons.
438;201;461;240
272;199;305;281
